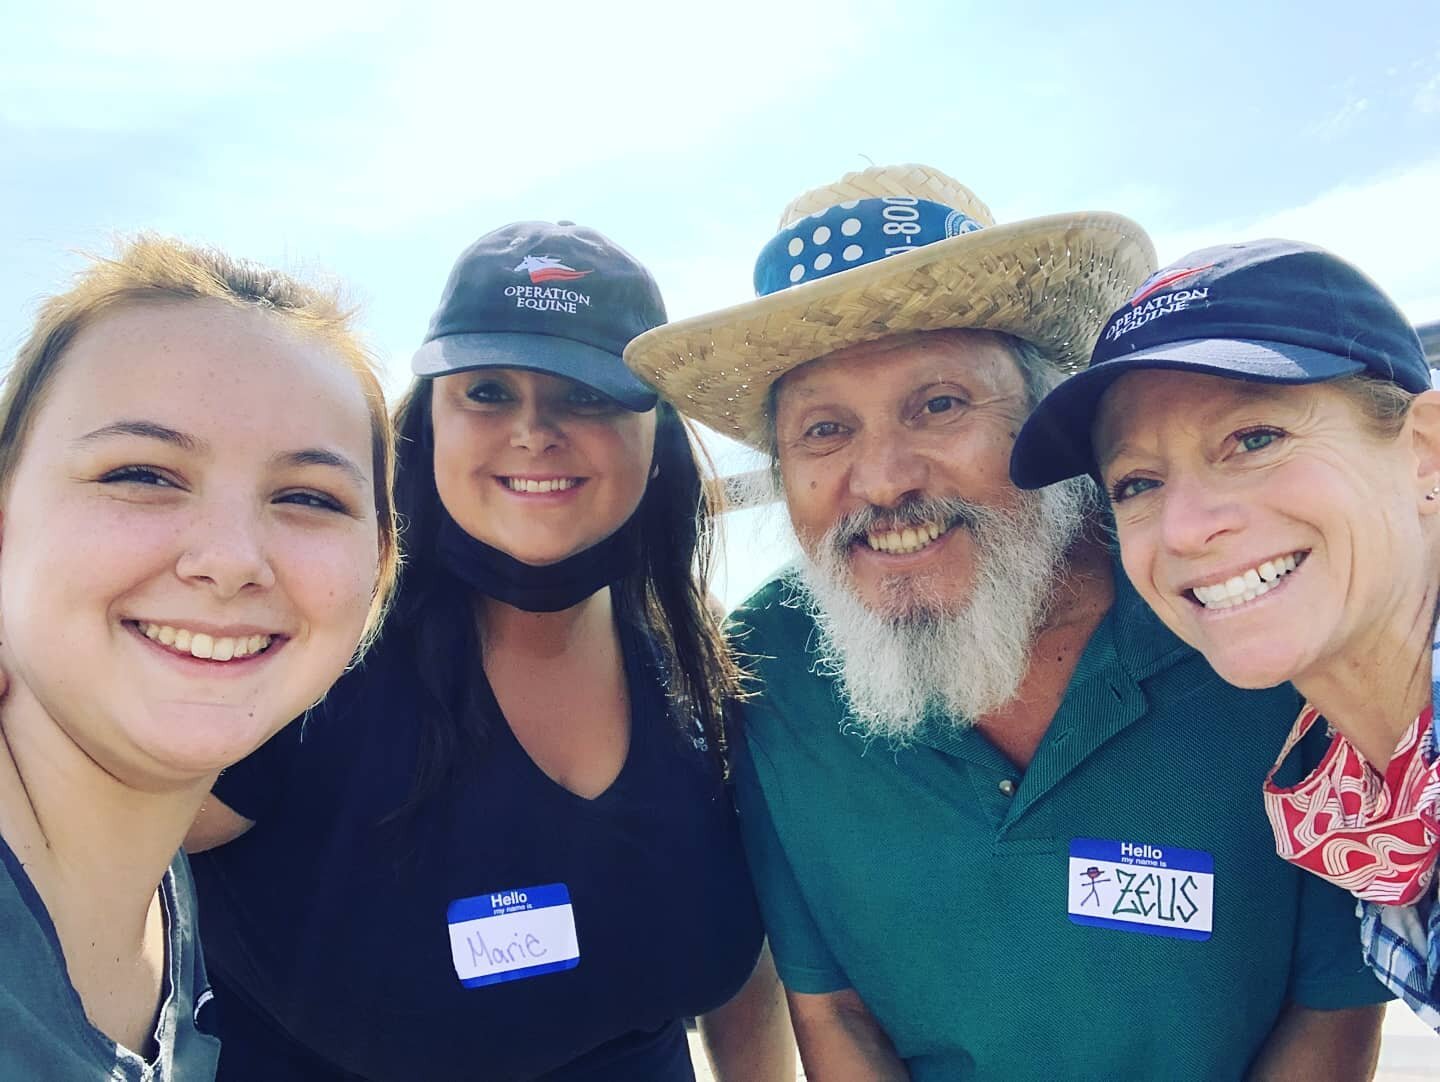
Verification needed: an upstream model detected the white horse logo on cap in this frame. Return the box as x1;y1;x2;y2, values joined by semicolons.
513;254;593;284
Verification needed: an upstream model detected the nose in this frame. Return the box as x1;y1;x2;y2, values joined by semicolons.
1158;471;1244;556
847;428;929;510
175;498;277;598
510;398;565;453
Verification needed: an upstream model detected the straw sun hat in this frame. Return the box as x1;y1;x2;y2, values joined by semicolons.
624;163;1158;449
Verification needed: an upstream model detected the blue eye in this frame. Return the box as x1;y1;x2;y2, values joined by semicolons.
1237;428;1282;453
1110;476;1160;503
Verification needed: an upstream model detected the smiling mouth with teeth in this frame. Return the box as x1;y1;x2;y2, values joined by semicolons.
1189;552;1308;610
863;520;950;555
501;477;581;494
131;621;276;662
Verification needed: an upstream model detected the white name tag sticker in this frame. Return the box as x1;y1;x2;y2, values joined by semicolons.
1067;838;1214;941
447;883;580;988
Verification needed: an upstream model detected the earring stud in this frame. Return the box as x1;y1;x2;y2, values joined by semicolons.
1427;484;1440;502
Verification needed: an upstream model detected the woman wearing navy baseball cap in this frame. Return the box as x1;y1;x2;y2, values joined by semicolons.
1012;238;1440;1030
187;221;794;1080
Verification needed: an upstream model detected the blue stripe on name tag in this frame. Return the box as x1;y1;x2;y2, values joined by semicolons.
1067;913;1214;941
447;883;571;923
458;956;580;989
1069;837;1213;873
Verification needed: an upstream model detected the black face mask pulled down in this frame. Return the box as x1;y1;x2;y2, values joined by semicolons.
434;508;642;613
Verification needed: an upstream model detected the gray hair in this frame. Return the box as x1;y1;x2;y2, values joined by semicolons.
1010;337;1067;410
1329;372;1419;440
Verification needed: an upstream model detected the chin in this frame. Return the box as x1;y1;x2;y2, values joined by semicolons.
493;533;588;567
525;549;584;568
1213;669;1290;692
1201;651;1301;692
855;574;965;623
129;702;294;782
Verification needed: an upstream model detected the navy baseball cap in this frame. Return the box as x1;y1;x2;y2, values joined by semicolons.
1010;239;1430;489
412;221;663;411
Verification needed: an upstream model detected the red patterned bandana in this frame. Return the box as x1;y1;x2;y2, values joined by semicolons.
1263;705;1440;906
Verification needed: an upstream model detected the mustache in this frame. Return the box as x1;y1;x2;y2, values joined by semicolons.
822;495;990;553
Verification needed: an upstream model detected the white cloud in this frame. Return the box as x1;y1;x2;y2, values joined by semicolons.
1152;156;1440;324
1309;95;1370;140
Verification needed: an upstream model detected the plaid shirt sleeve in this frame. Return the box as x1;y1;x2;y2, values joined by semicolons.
1357;648;1440;1032
1360;892;1439;1030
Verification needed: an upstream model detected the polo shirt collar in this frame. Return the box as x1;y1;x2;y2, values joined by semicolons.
909;554;1193;816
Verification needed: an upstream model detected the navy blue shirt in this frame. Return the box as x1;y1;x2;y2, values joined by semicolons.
191;613;763;1082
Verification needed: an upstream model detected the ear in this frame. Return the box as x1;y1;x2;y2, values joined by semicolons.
1408;389;1440;513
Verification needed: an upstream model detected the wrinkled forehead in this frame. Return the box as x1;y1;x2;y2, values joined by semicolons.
772;328;1023;414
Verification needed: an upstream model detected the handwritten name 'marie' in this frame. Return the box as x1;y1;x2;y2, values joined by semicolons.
467;929;549;971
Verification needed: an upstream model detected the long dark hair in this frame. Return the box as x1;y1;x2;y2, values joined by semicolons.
382;381;739;816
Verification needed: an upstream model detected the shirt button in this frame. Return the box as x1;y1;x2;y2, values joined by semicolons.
998;779;1017;797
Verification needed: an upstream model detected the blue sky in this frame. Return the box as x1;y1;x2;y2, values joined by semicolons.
4;1;1439;603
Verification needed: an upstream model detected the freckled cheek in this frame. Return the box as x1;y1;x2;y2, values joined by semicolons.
272;534;380;633
3;502;184;610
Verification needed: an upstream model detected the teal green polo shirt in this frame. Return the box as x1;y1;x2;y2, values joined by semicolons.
730;570;1390;1082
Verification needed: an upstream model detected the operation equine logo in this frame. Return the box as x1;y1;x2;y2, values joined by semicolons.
514;255;593;284
1103;263;1216;343
505;254;594;314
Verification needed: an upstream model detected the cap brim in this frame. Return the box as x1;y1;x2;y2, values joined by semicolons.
412;331;658;411
1010;337;1366;490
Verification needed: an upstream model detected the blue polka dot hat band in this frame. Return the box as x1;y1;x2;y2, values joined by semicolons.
753;197;984;297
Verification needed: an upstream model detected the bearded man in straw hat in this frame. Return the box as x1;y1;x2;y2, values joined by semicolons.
627;165;1391;1080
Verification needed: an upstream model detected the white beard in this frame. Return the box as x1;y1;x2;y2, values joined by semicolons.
789;480;1093;745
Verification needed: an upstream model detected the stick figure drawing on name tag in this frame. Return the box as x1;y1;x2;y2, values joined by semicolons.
1079;866;1110;908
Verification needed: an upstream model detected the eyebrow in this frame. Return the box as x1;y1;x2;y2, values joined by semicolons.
73;421;368;487
1095;441;1134;474
74;420;205;452
273;448;369;488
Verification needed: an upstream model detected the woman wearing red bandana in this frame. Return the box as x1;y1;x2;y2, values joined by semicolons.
1012;239;1440;1030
